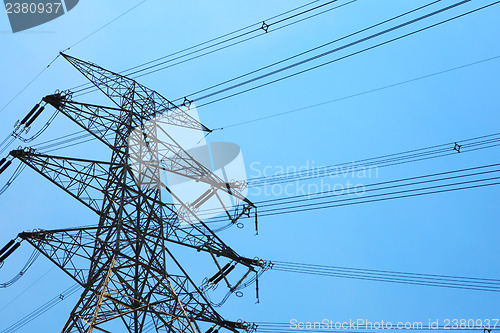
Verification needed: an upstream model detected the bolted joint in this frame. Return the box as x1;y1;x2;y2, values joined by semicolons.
18;231;47;241
9;147;36;159
238;256;273;270
9;149;25;158
222;320;257;332
42;93;65;109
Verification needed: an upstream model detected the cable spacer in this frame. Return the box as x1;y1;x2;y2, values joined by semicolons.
453;142;462;153
182;97;193;108
261;21;269;33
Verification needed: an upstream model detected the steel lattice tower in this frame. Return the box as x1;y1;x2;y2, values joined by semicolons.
7;53;269;333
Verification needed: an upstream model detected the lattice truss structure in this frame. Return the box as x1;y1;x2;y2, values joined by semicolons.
9;53;271;333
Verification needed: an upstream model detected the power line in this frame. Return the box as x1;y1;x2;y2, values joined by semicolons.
247;134;500;186
1;2;498;331
62;0;147;52
10;0;500;154
0;244;140;332
0;267;55;314
74;0;486;107
256;179;500;218
0;0;147;114
177;0;443;104
188;136;500;218
189;1;500;108
0;56;58;114
4;53;266;333
0;249;40;288
216;54;500;130
0;0;359;153
130;1;351;78
0;284;80;333
7;249;500;333
271;261;500;292
16;56;500;155
4;2;497;154
198;163;500;222
4;162;498;329
3;131;499;205
71;0;356;96
120;0;319;74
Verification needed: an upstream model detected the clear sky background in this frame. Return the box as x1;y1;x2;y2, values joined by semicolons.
0;0;499;332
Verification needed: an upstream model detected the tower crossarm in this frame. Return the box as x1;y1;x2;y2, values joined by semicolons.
11;148;261;269
41;91;253;207
60;52;211;133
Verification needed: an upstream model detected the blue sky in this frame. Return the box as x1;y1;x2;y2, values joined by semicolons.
0;0;499;332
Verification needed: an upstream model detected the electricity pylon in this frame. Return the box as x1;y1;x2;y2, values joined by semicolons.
7;53;269;333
